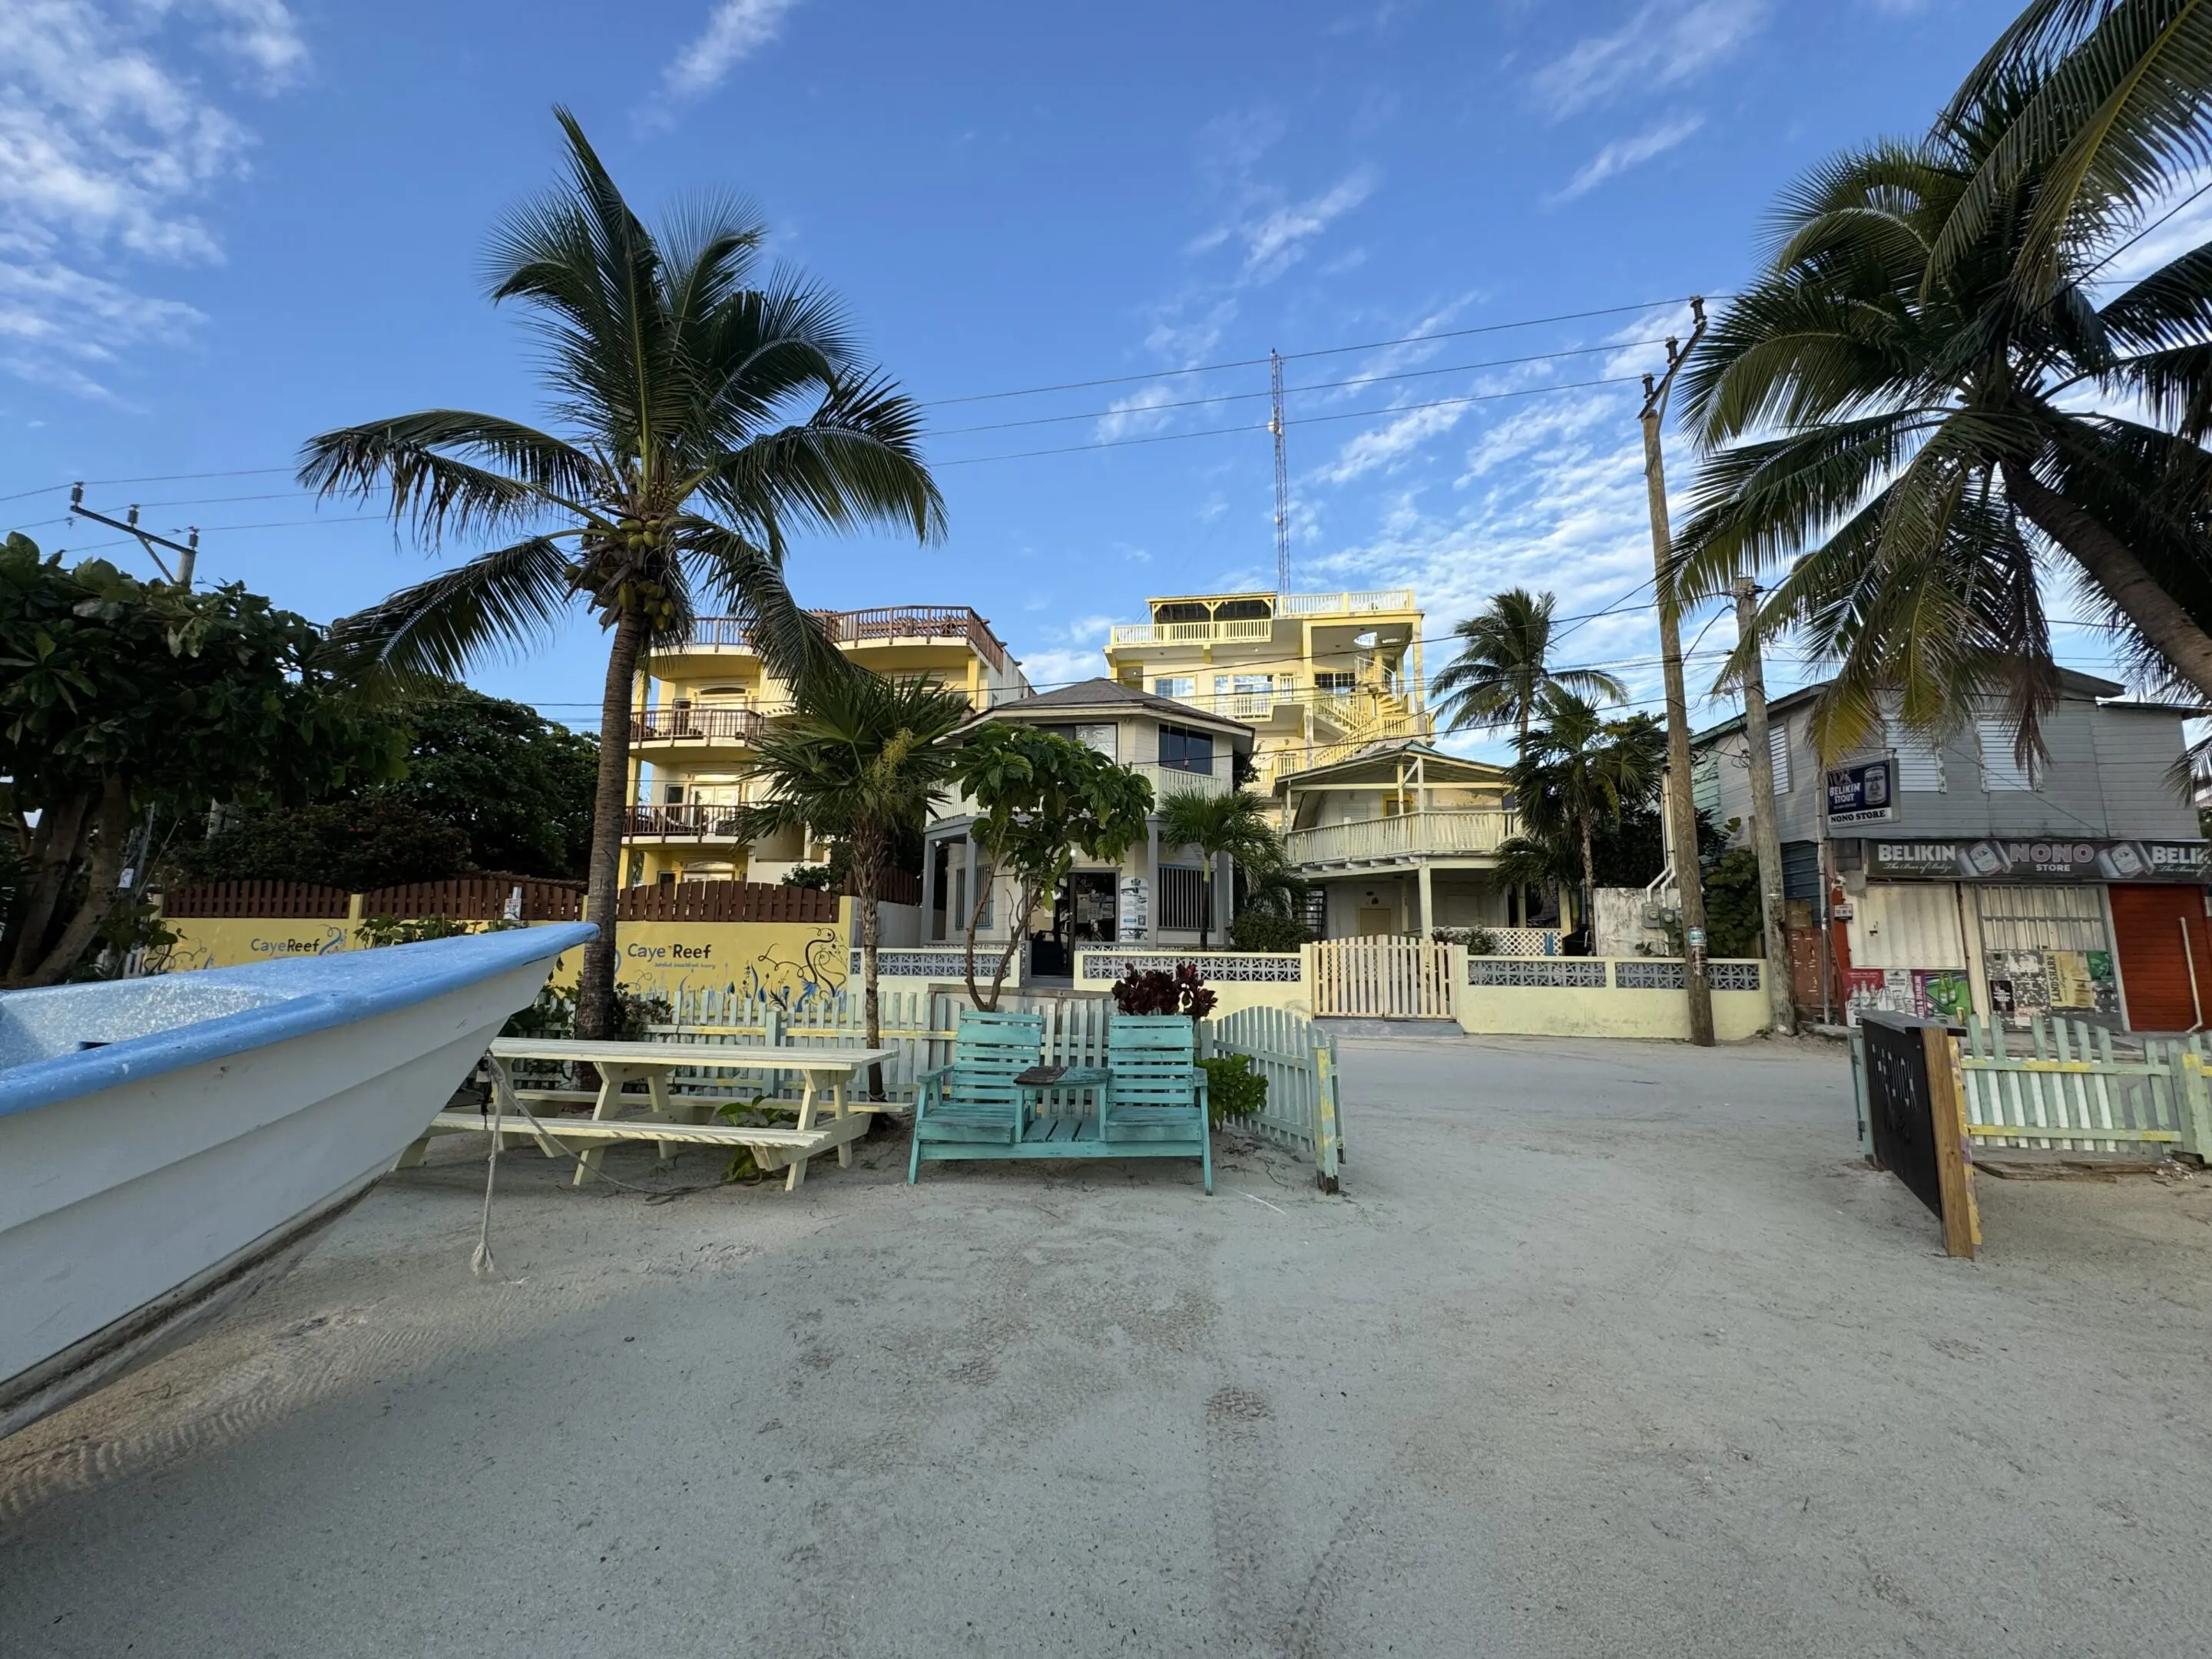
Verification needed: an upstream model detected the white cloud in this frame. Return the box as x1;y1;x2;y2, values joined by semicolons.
662;0;806;101
1094;383;1181;442
1532;0;1769;119
1319;401;1469;484
1237;168;1378;279
1555;114;1704;201
0;0;303;398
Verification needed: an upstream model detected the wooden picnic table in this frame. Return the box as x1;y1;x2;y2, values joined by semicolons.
409;1038;895;1192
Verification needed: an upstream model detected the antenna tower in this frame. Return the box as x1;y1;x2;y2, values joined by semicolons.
1269;348;1290;592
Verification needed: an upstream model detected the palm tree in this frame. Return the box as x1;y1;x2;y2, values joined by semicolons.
1510;694;1664;929
300;110;942;1038
1675;26;2212;764
1432;588;1628;744
727;672;972;1098
1154;788;1287;949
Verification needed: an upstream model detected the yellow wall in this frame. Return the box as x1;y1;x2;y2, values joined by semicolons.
157;903;853;1014
1455;960;1772;1041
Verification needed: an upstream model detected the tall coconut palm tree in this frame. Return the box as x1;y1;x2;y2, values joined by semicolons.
1432;588;1628;744
1154;787;1288;949
1509;693;1664;929
727;672;972;1098
300;110;942;1038
1675;31;2212;764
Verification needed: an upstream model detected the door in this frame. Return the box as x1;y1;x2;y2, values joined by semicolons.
1974;884;2118;1028
2109;883;2212;1032
1356;906;1395;937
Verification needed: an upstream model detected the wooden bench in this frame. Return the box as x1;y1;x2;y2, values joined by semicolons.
908;1011;1210;1192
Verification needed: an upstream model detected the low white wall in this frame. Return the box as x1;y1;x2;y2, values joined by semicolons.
1075;949;1310;1018
1458;958;1772;1041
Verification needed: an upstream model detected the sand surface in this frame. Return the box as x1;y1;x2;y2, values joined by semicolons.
5;1033;2211;1657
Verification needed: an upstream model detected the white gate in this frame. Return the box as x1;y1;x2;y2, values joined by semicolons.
1313;938;1455;1019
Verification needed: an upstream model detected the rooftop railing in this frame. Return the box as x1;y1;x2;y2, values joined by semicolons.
1108;590;1416;647
679;605;1008;672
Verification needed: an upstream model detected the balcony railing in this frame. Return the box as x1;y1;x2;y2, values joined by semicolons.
1130;761;1232;803
631;705;768;743
1286;810;1514;867
679;605;1008;671
623;803;751;839
1107;590;1416;647
1108;618;1275;647
1277;588;1415;617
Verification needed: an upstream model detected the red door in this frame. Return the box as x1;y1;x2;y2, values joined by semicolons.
2109;884;2212;1032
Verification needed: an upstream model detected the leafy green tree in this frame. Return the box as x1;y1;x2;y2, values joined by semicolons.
1677;21;2212;761
1154;787;1288;949
1507;697;1664;929
952;724;1152;1009
0;535;401;985
1432;588;1628;743
727;672;972;1093
381;684;599;876
301;109;942;1038
177;798;469;892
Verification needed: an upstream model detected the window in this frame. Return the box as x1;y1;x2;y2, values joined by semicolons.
1768;724;1793;796
1690;751;1720;818
1214;674;1272;696
1315;671;1357;696
1977;720;2035;790
1892;729;1945;791
1073;722;1118;760
1159;724;1215;774
1154;676;1196;700
1157;865;1210;931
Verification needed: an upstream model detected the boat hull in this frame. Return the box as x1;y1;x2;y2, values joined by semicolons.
0;927;592;1439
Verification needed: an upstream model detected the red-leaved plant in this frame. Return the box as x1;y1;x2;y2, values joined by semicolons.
1109;964;1218;1019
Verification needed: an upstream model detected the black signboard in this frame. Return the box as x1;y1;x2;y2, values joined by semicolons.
1860;1012;1945;1220
1826;757;1896;826
1861;837;2212;883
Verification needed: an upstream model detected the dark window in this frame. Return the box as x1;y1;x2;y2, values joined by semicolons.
1158;866;1210;932
1158;724;1214;774
1213;598;1273;621
1153;601;1210;623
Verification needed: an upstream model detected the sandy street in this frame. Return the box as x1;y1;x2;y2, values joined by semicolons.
4;1033;2210;1657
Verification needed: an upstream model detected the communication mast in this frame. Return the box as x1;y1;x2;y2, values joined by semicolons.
1269;349;1290;592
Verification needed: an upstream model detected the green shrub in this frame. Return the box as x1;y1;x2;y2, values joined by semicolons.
356;913;488;949
1198;1054;1267;1126
499;980;671;1041
1228;905;1310;952
1431;926;1499;954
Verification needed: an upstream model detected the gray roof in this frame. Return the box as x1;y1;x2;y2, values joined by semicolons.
986;677;1253;735
1690;668;2134;747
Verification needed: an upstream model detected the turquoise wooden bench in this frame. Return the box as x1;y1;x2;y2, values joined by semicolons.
908;1010;1045;1181
906;1010;1212;1192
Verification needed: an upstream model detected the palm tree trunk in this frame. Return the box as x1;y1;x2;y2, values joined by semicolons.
2005;462;2212;702
578;608;648;1041
1579;812;1597;942
6;790;89;983
858;863;883;1103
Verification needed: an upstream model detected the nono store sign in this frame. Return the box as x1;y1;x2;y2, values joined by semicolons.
1826;757;1895;826
1863;839;2212;882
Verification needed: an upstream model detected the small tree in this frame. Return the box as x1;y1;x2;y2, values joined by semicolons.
0;535;401;985
727;671;972;1096
952;724;1152;1010
1509;694;1664;931
1154;787;1286;949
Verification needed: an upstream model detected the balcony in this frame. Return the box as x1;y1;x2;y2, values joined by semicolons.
1106;590;1417;649
677;605;1008;672
1286;810;1515;869
631;705;770;745
1108;618;1275;647
1131;762;1232;803
623;803;751;840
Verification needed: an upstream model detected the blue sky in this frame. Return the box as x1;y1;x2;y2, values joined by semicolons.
1;0;2100;756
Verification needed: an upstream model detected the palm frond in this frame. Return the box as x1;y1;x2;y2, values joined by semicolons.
296;412;598;544
326;535;576;678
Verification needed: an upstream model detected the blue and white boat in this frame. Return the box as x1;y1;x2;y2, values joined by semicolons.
0;923;594;1439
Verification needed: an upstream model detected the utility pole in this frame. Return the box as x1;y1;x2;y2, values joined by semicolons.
1641;296;1714;1047
1735;576;1797;1035
68;484;198;588
1269;349;1290;593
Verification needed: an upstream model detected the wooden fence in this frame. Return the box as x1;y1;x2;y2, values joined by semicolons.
161;880;349;919
647;985;1345;1185
615;882;840;922
1313;938;1455;1018
1849;1013;2212;1160
357;878;584;920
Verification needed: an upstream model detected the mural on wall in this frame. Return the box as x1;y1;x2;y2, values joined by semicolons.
617;924;848;1012
1986;948;2117;1027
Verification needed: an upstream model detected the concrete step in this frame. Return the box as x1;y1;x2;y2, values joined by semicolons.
1313;1018;1465;1040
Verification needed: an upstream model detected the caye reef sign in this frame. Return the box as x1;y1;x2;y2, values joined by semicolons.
1863;838;2212;882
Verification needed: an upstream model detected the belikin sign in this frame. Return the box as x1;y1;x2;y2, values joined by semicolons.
1862;838;2212;882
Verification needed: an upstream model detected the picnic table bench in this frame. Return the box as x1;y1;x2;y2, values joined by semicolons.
403;1038;893;1192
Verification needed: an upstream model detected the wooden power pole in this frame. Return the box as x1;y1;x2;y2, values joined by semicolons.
1641;298;1714;1046
1735;576;1797;1035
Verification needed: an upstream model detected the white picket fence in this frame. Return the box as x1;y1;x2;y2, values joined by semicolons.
1202;1005;1343;1188
1312;938;1455;1019
643;985;1346;1184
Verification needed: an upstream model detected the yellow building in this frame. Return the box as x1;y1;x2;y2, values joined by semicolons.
624;606;1028;885
1101;588;1430;798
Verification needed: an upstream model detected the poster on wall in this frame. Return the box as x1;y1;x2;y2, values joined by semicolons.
1843;966;1972;1024
1118;876;1149;942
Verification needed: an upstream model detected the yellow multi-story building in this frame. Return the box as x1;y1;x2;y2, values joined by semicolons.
1101;588;1430;796
624;605;1028;885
